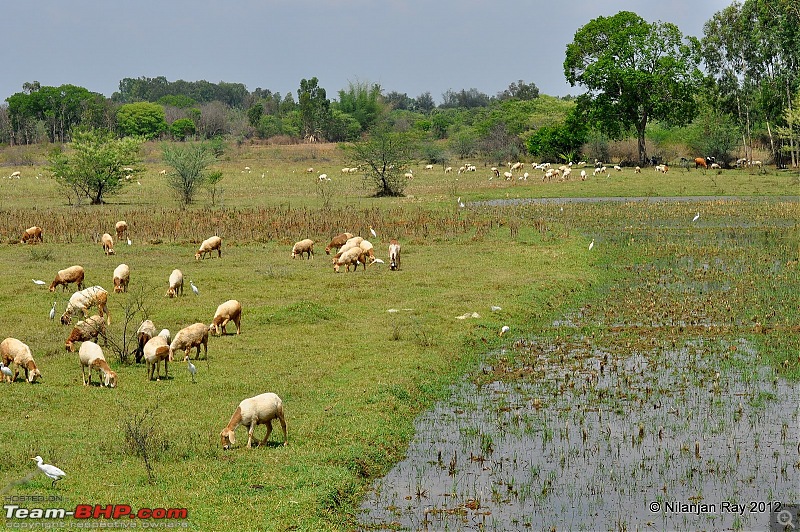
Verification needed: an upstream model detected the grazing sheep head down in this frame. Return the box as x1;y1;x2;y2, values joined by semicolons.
220;429;236;449
104;370;117;388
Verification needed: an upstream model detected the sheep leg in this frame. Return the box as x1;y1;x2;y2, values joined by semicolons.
260;420;273;447
220;318;229;335
82;365;88;386
278;414;288;445
246;422;256;448
163;358;168;379
147;362;154;381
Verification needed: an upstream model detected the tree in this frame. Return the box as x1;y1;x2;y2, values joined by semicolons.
526;107;588;162
564;11;703;165
48;128;143;205
776;90;800;167
343;121;418;197
415;92;436;113
117;102;167;139
161;143;218;206
336;81;384;132
297;77;330;142
498;80;540;101
170;118;196;141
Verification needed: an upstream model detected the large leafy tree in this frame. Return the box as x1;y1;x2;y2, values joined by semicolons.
335;81;384;132
6;83;104;143
48;128;143;205
297;77;330;142
343;121;418;197
117;102;167;139
564;11;703;165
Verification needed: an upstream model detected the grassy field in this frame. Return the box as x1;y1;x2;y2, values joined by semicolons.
0;142;797;530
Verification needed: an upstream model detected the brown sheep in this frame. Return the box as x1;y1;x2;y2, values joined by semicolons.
61;286;110;325
49;265;85;292
20;226;43;244
169;323;209;361
115;221;128;240
325;232;354;255
333;246;367;273
0;338;42;383
209;300;242;336
135;320;157;363
65;315;107;352
101;233;115;256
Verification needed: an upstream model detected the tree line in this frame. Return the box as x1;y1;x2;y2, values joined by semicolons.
1;1;798;169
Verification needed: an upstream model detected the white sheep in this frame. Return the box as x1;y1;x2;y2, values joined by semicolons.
195;236;222;260
220;392;287;449
49;265;85;292
115;221;128;240
358;239;376;262
20;226;43;244
158;329;171;344
348;167;359;173
61;286;110;325
291;239;315;259
404;170;413;179
209;300;242;336
166;269;184;298
614;165;622;171
325;232;354;255
337;236;364;256
101;233;115;255
503;171;513;180
65;315;106;352
388;239;401;271
580;170;587;180
10;171;21;179
143;335;170;381
78;341;117;387
135;319;158;363
424;164;434;170
169;323;209;361
0;338;41;383
317;173;330;182
112;264;130;293
332;246;365;273
444;167;453;173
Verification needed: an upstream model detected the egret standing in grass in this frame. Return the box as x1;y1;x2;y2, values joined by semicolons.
32;279;46;286
32;456;65;488
1;362;12;383
589;239;595;251
692;212;700;222
500;325;510;336
49;302;56;321
184;355;196;383
127;238;132;246
369;225;377;238
190;280;199;296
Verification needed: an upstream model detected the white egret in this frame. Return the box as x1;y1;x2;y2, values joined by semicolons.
1;362;12;382
369;225;377;238
500;325;510;336
32;279;46;286
692;212;700;222
32;456;65;488
190;280;199;296
459;201;465;208
491;306;502;312
127;238;132;246
588;239;595;251
184;355;197;383
371;258;385;264
49;302;56;321
457;197;461;204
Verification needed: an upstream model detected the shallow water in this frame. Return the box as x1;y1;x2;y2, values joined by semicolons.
358;338;799;531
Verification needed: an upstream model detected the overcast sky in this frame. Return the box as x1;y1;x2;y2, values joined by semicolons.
3;0;733;105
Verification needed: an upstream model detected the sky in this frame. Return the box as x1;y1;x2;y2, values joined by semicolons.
3;0;734;105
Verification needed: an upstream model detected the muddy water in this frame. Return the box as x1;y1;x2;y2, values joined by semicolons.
359;338;799;531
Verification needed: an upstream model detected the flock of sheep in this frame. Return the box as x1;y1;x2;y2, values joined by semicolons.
7;219;405;452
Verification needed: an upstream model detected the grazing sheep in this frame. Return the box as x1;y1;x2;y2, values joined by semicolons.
634;166;641;173
337;236;364;256
115;221;128;240
317;173;330;182
78;341;116;388
333;246;366;273
143;336;170;381
445;166;453;173
388;239;401;271
65;315;106;352
291;239;315;259
20;226;43;244
158;329;171;344
169;323;209;361
101;233;115;255
135;320;158;363
0;338;41;383
166;269;184;298
710;162;721;169
195;236;222;260
209;299;242;336
358;239;376;262
655;164;669;174
10;171;21;178
112;264;130;293
325;232;354;255
220;392;287;449
61;286;110;325
424;164;434;170
49;265;85;293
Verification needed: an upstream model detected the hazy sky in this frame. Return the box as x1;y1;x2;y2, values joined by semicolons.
3;0;733;105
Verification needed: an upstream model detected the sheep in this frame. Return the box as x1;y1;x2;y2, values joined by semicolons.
291;239;315;260
166;269;184;298
135;319;158;363
195;236;222;260
49;265;85;293
358;239;376;262
634;166;641;173
613;165;622;172
710;162;721;169
491;167;500;177
337;236;364;256
112;264;130;293
580;170;587;180
220;392;287;449
61;286;110;325
306;167;315;173
143;335;170;381
655;164;669;174
65;315;106;352
115;221;128;240
209;300;242;336
317;173;330;182
348;167;359;173
101;233;115;255
510;162;523;172
78;341;116;388
404;170;413;179
0;338;41;383
424;164;434;170
169;323;209;361
10;171;21;178
20;226;43;244
444;166;453;173
325;232;354;255
503;171;513;180
158;329;171;344
333;246;366;273
388;239;401;271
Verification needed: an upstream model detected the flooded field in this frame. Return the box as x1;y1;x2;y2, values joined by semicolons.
359;199;799;531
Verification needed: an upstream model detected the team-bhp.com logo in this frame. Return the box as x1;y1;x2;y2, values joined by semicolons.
5;504;188;520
